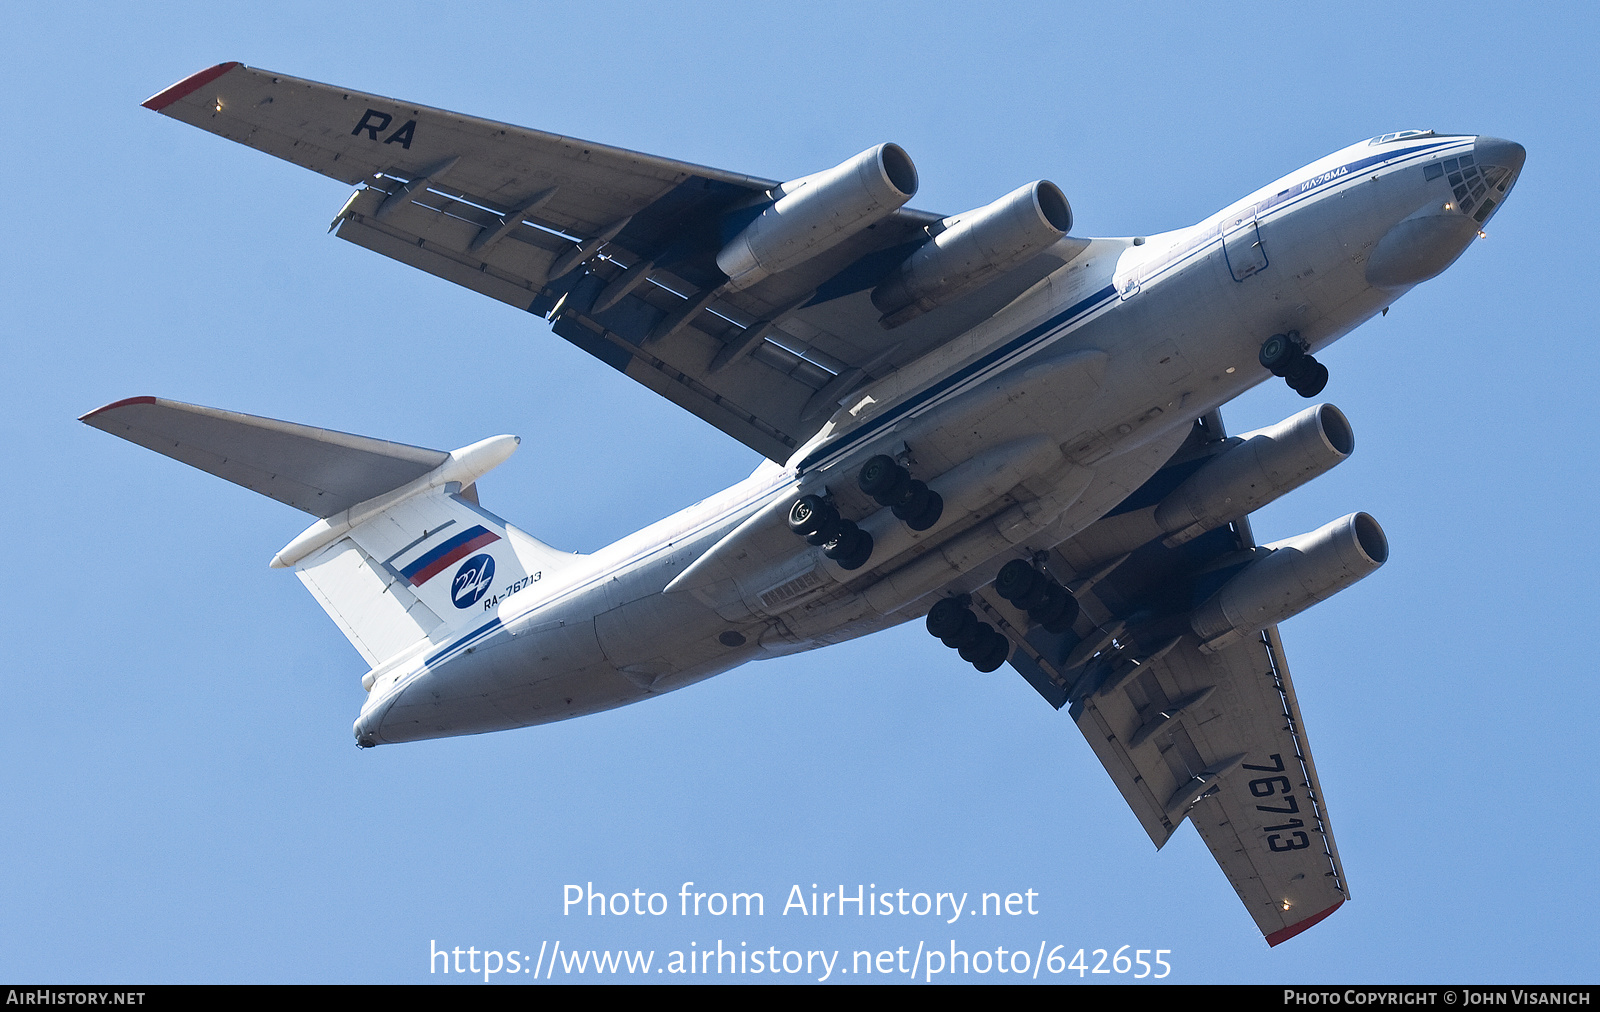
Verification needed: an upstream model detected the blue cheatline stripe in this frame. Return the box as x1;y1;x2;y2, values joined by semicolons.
1258;139;1456;216
425;617;504;670
795;283;1118;474
1122;139;1467;297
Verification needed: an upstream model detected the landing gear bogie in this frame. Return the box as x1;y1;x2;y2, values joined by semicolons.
958;626;1002;664
1259;331;1328;398
925;596;1011;672
859;455;944;532
788;494;838;541
972;629;1010;673
788;493;873;568
1258;332;1304;376
1029;582;1079;634
822;519;874;571
993;558;1080;634
858;455;909;502
995;559;1042;602
1287;358;1329;397
925;597;971;640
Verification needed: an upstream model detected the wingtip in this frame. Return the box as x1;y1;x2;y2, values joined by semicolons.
79;396;158;423
141;62;243;111
1265;898;1345;947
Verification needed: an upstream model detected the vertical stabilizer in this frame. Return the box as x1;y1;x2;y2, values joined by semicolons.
294;492;578;666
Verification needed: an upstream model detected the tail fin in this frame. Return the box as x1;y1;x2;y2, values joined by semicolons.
82;397;582;667
287;474;581;665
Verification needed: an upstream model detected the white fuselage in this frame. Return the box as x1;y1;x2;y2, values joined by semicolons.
354;131;1510;746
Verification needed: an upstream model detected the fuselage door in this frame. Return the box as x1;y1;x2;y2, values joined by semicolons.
1222;211;1268;282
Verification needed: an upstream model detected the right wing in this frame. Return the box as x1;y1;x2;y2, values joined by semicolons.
975;413;1350;945
144;64;1073;462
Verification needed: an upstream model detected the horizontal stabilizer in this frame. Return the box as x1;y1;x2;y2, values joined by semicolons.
80;397;448;518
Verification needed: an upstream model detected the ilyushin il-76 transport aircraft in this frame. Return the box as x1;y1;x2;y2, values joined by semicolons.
85;63;1523;946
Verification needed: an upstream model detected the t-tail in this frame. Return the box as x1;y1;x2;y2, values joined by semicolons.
80;397;583;672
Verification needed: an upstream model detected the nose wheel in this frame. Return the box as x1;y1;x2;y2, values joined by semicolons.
1259;331;1328;397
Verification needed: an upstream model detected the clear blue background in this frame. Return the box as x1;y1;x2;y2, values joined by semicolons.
3;1;1594;984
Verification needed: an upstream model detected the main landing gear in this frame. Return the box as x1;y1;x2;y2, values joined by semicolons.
784;455;944;572
993;559;1080;634
923;561;1080;674
857;454;943;531
926;597;1010;673
788;494;873;570
1259;331;1328;398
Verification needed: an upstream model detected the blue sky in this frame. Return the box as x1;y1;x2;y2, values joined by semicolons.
3;1;1596;984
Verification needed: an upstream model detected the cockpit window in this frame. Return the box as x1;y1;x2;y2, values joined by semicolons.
1368;129;1435;145
1422;151;1514;220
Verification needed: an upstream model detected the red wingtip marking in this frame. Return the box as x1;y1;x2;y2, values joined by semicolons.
1265;899;1345;947
79;396;157;422
142;62;242;111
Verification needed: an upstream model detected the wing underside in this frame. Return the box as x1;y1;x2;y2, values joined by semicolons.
976;412;1348;945
79;396;448;518
145;63;1073;462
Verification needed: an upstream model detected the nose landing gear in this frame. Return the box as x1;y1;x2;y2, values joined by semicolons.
1259;331;1328;398
925;597;1010;673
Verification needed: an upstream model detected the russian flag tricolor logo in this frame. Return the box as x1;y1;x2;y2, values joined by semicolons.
399;525;501;587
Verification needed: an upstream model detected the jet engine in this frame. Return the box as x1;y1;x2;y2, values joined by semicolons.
1189;512;1388;652
716;143;919;291
1156;404;1355;546
871;180;1073;328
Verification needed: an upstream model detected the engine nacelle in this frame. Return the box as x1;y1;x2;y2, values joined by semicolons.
1156;404;1355;546
870;180;1073;328
716;143;918;291
1189;512;1388;652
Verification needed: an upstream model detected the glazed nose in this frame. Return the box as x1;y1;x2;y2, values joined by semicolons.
1474;136;1526;175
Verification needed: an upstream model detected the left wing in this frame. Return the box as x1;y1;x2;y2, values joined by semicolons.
974;412;1360;945
144;63;1076;461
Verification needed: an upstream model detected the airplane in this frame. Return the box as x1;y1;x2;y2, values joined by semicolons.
83;62;1524;947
